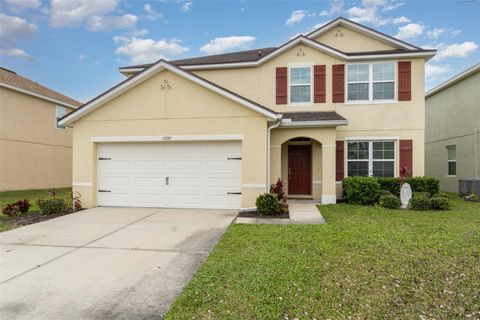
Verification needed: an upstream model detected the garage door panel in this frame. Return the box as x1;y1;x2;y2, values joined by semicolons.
97;142;241;209
169;160;203;170
134;160;167;170
99;177;130;186
205;177;239;188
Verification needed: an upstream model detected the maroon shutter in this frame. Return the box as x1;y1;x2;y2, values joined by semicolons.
398;61;411;101
336;140;345;181
332;64;345;103
276;67;288;104
314;65;326;103
399;140;413;177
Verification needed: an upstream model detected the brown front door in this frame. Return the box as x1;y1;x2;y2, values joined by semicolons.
288;145;312;195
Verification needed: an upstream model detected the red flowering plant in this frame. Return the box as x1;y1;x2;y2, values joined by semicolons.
270;179;289;214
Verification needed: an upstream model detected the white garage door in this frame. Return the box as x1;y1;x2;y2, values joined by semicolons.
97;142;242;209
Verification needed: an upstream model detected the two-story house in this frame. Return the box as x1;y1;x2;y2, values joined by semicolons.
0;67;81;191
59;17;435;209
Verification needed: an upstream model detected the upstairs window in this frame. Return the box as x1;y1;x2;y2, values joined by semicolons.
56;106;68;129
347;62;395;102
447;145;456;176
289;66;312;103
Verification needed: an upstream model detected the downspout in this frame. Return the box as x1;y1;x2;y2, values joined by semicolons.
475;127;480;178
266;115;283;191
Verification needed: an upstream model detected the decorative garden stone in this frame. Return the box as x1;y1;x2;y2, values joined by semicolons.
400;183;412;209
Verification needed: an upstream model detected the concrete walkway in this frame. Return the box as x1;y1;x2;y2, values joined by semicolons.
235;200;325;225
0;207;237;320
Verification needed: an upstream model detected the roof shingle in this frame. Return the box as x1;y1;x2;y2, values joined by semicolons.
0;67;82;107
282;111;347;122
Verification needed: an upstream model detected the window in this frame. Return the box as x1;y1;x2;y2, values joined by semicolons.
289;66;312;103
56;106;68;129
347;140;395;177
447;145;456;176
347;62;395;102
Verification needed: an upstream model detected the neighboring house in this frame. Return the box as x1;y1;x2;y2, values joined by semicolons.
0;67;81;192
59;17;435;209
425;63;480;192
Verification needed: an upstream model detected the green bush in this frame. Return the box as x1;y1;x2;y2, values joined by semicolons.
376;177;439;197
430;197;449;210
255;193;279;215
378;194;401;209
342;176;381;205
37;198;65;214
376;177;401;196
409;193;430;210
434;192;450;199
377;189;393;199
404;176;440;197
413;191;430;198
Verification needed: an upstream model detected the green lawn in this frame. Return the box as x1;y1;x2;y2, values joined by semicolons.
165;196;480;319
0;187;71;232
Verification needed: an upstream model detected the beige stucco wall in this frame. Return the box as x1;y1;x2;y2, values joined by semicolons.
71;69;268;208
425;70;480;192
313;24;396;52
0;87;74;191
194;43;426;183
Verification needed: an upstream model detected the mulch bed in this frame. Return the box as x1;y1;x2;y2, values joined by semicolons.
2;210;75;229
238;211;289;219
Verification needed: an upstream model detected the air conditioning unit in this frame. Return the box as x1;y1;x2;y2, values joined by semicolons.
458;178;480;195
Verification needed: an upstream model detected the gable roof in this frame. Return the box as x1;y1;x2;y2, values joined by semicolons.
306;17;421;50
58;59;279;126
426;62;480;98
119;17;434;74
0;67;81;108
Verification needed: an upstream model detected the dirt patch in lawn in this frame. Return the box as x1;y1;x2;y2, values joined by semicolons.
238;211;289;219
1;210;76;230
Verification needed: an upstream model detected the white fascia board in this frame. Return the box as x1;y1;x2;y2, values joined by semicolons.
91;134;244;143
280;120;348;128
60;61;278;126
0;82;79;109
426;62;480;98
307;18;419;51
345;136;400;141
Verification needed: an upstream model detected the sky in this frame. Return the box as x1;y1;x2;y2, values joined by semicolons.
1;0;479;103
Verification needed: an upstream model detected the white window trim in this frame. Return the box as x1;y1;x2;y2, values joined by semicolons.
345;61;397;104
288;63;313;106
446;145;457;177
346;140;398;177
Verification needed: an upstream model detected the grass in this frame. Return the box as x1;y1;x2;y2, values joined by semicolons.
165;196;480;319
0;187;71;232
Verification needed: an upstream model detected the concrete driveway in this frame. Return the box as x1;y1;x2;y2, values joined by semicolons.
0;207;237;319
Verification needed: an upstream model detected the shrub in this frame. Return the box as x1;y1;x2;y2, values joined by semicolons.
430;197;449;210
270;179;286;202
377;189;393;199
37;198;65;214
270;179;289;214
404;177;439;197
255;193;279;215
342;176;381;205
376;177;401;196
434;192;450;199
409;193;431;210
2;203;19;217
16;199;30;213
413;191;430;198
378;194;401;209
1;199;30;217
